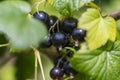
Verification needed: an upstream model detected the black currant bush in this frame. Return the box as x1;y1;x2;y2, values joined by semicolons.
0;0;120;80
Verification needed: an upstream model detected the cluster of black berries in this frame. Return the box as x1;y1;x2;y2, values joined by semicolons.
33;11;87;80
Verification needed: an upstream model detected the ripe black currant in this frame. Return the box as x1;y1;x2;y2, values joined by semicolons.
40;36;52;48
49;15;60;34
33;11;50;28
49;15;58;28
51;32;67;48
66;49;74;57
54;55;67;68
61;17;78;34
50;67;64;80
74;46;80;51
63;63;78;79
72;28;86;42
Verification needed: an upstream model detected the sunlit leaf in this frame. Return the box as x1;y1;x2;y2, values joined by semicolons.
78;8;116;50
53;0;94;16
48;0;54;5
71;40;120;80
0;61;16;80
31;0;60;17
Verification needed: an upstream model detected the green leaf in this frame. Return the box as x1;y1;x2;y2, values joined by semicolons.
116;29;120;41
0;1;47;50
16;54;35;80
78;8;116;50
86;2;100;10
53;0;94;16
74;73;90;80
1;1;31;13
31;1;61;17
71;40;120;80
0;61;16;80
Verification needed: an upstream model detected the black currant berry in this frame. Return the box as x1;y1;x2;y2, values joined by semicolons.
40;36;52;48
49;15;58;28
54;55;67;68
74;46;80;51
66;50;74;57
61;17;78;34
50;67;64;80
63;63;78;78
51;32;67;47
72;28;86;42
33;11;50;27
49;15;60;34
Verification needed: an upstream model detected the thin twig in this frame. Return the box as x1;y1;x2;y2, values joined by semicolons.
49;19;59;33
108;9;120;20
31;0;45;13
0;54;14;68
32;47;46;80
0;43;9;47
34;53;38;80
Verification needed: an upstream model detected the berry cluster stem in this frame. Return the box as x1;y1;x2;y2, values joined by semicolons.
33;47;46;80
49;19;59;33
0;43;9;47
34;52;38;80
108;9;120;20
31;0;45;13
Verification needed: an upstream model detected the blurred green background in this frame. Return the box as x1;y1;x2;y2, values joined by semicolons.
0;0;120;80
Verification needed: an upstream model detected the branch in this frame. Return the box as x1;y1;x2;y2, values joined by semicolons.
108;9;120;20
0;52;15;68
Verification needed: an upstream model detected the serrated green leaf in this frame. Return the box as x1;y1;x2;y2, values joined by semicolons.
71;40;120;80
78;8;116;50
31;0;61;17
53;0;94;16
0;1;47;50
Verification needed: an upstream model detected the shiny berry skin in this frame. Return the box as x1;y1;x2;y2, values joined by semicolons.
50;67;64;79
40;36;52;48
63;63;78;77
72;28;86;42
49;15;60;34
54;55;67;68
49;15;58;28
33;11;50;27
61;17;78;34
51;32;67;47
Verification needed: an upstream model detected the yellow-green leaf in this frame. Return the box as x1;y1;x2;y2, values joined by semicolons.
78;8;116;50
31;0;60;17
48;0;54;5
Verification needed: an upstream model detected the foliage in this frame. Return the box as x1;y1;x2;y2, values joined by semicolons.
53;0;94;16
0;0;120;80
78;8;116;50
71;41;120;80
0;1;47;51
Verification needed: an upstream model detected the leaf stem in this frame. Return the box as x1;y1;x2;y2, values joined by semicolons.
0;43;9;47
32;47;46;80
34;52;38;80
31;0;45;13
